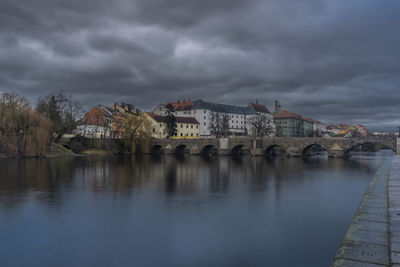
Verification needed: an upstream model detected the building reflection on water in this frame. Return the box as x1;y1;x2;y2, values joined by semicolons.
0;151;395;267
0;151;392;210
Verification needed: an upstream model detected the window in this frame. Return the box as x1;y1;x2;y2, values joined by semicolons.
181;133;183;136
181;125;183;128
204;122;206;126
196;125;198;129
191;125;193;129
159;124;162;127
204;110;206;114
191;133;193;137
204;116;206;120
186;125;188;128
196;134;198;137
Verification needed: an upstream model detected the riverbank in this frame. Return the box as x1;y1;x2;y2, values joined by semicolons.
331;155;400;266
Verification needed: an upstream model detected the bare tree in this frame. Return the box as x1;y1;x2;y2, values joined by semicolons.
0;93;52;156
221;113;230;137
209;112;230;137
36;91;82;139
209;112;221;137
293;120;303;137
248;114;275;137
64;95;83;133
112;111;125;139
123;114;152;153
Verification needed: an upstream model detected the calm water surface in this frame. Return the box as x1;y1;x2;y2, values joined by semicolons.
0;151;394;267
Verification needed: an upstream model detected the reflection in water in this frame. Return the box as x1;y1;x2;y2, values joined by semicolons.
0;151;395;267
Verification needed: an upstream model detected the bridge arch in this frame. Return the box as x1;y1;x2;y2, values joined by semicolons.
344;141;396;156
201;144;216;155
264;144;287;157
175;144;187;154
150;144;163;154
231;144;247;156
302;144;327;157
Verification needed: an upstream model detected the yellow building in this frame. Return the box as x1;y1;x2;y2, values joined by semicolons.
143;112;200;139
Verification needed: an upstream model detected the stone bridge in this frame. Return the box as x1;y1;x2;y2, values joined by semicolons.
147;136;398;158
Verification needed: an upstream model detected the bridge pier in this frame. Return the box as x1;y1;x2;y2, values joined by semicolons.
218;149;231;156
286;147;303;157
328;149;345;158
163;144;175;154
189;145;200;155
250;148;264;156
397;138;400;155
328;143;346;158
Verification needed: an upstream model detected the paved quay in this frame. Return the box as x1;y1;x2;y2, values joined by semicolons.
331;155;400;266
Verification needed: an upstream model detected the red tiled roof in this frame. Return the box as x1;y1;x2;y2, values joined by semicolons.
274;110;303;120
304;117;315;123
274;110;315;123
148;113;199;124
249;103;271;113
166;101;195;111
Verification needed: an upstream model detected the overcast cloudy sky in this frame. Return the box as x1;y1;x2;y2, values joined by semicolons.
0;0;399;130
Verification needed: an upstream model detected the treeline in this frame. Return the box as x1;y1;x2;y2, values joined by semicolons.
0;91;82;157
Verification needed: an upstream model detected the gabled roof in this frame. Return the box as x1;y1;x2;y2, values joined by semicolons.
274;110;303;120
98;105;114;116
175;117;199;124
113;103;136;114
148;113;199;124
274;110;314;123
248;103;271;113
148;113;164;122
170;100;195;111
193;99;257;115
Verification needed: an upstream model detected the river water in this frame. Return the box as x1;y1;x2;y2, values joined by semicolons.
0;151;394;267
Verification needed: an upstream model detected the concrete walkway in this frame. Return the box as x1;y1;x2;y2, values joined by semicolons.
331;156;400;266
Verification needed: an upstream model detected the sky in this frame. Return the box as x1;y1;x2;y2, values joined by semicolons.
0;0;399;131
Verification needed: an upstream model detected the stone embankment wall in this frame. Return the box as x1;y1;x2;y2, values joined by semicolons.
331;155;400;266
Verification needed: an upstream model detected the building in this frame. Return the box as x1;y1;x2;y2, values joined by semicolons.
110;103;138;139
152;99;275;137
325;124;369;137
76;105;114;139
273;101;315;137
76;102;139;139
143;112;200;139
248;102;276;136
111;103;137;115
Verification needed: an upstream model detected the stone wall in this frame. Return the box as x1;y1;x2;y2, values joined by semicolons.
149;136;397;158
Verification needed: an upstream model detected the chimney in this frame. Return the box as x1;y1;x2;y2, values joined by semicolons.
274;100;280;112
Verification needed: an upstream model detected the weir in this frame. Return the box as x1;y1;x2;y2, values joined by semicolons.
331;155;400;266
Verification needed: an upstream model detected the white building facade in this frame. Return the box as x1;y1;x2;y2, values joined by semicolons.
152;100;275;138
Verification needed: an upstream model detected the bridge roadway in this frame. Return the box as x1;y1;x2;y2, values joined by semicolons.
331;155;400;266
148;136;398;158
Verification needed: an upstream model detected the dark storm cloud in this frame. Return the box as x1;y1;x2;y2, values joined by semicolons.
0;0;399;130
